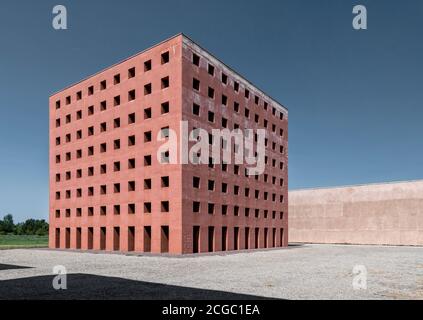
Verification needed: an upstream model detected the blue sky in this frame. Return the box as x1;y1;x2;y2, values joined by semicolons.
0;0;422;222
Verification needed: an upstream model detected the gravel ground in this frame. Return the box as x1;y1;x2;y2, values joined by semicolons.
0;244;423;300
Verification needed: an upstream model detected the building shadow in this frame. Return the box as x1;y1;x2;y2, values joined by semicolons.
0;264;32;271
0;274;277;300
287;243;307;248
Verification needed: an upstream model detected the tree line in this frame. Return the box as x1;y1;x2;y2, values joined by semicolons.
0;214;49;236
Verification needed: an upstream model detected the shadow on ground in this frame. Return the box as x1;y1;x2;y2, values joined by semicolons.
0;274;275;300
0;264;32;271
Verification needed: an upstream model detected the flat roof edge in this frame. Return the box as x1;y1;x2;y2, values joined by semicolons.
50;33;288;113
290;179;423;192
49;33;184;97
181;34;288;113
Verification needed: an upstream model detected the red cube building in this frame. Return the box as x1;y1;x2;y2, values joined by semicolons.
49;34;288;254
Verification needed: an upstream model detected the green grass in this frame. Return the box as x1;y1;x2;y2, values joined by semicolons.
0;234;48;249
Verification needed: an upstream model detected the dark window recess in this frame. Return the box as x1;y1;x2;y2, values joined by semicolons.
193;53;200;66
144;83;152;95
161;76;169;89
128;181;136;192
208;87;215;99
222;183;228;193
208;203;215;215
144;155;152;166
161;201;170;213
128;204;136;214
128;135;136;146
128;113;136;124
222;95;228;106
208;64;215;76
193;78;200;91
161;51;170;64
144;60;152;71
192;103;200;116
193;176;200;188
128;67;136;78
161;102;169;114
114;139;120;150
144;131;152;142
245;89;250;99
193;201;200;213
128;89;136;101
144;108;152;119
114;74;120;84
221;73;228;84
144;202;152;213
144;179;152;190
222;117;228;128
161;176;169;187
222;205;228;216
114;95;121;106
128;158;136;169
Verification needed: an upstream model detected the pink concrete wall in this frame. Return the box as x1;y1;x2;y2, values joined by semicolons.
289;181;423;246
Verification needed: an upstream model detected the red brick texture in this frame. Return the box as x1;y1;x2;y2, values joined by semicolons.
49;34;288;255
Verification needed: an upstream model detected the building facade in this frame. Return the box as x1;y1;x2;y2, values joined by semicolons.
289;180;423;246
49;34;288;254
